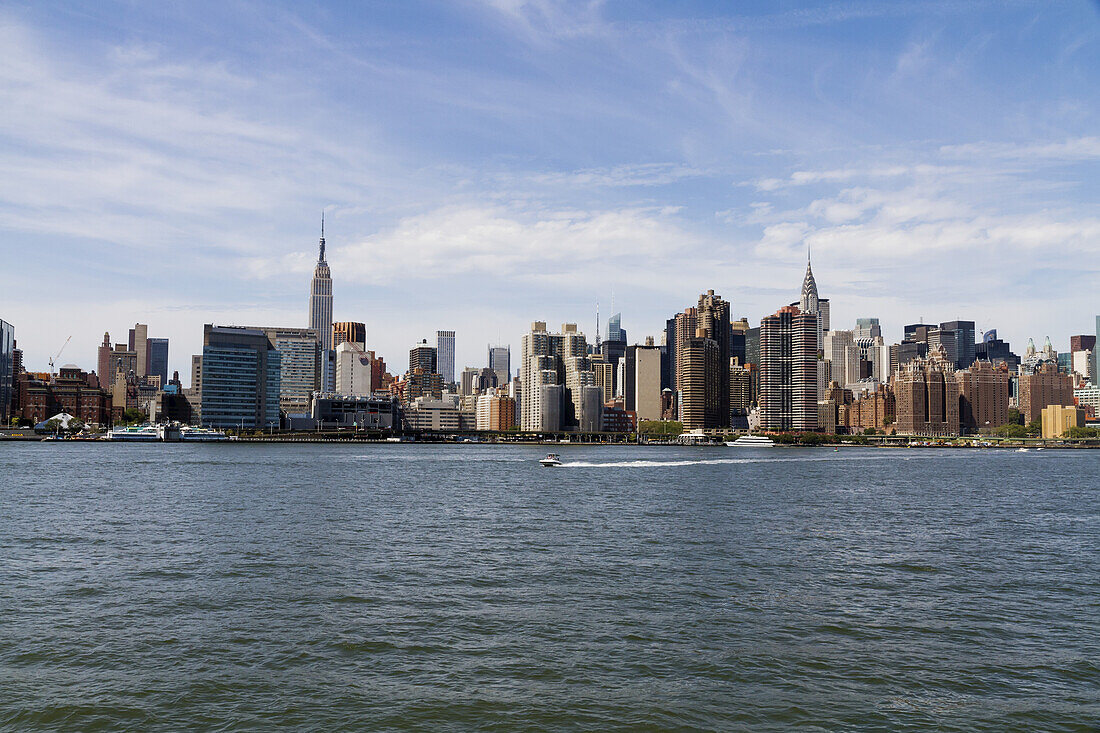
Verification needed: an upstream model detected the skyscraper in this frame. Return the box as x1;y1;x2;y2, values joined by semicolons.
436;330;456;384
956;360;1010;432
409;340;437;374
940;320;976;369
147;338;169;387
798;255;829;399
0;319;13;426
759;306;818;432
607;313;626;344
487;345;510;386
309;216;334;353
198;325;282;429
128;323;148;379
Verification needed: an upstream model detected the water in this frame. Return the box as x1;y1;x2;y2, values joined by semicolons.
1;443;1097;731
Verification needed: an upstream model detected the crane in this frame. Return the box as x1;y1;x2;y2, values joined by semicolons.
49;335;72;376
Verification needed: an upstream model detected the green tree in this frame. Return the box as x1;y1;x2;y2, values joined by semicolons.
1007;408;1024;426
67;419;85;434
862;427;877;435
1025;419;1042;437
1064;426;1099;439
994;423;1028;438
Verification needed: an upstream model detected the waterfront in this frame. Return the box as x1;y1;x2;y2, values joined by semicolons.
1;443;1097;730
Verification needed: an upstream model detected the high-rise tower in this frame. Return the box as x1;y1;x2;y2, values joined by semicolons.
309;214;334;353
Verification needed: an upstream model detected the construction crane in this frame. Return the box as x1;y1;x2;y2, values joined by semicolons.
49;335;72;375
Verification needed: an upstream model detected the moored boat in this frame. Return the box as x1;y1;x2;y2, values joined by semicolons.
725;435;775;447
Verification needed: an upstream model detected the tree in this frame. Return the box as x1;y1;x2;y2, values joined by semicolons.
44;418;63;434
1025;419;1042;437
1064;426;1100;439
1007;408;1024;426
67;419;85;434
862;427;877;435
994;423;1028;438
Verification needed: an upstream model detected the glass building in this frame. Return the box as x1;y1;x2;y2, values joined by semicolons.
436;330;456;384
0;319;13;425
147;337;169;387
199;326;282;429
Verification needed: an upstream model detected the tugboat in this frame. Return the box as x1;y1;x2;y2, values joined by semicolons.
539;453;563;467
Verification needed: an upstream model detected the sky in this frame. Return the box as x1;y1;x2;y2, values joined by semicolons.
1;0;1097;382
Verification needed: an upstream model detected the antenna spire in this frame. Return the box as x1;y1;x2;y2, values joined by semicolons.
318;211;326;262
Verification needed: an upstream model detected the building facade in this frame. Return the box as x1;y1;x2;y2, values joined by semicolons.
332;321;366;349
956;360;1011;432
1;319;14;425
1041;404;1084;439
335;341;373;396
488;345;510;386
1018;362;1074;423
759;306;818;432
893;346;959;436
436;330;456;384
198;325;282;429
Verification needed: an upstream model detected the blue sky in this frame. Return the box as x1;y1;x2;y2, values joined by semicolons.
1;0;1097;380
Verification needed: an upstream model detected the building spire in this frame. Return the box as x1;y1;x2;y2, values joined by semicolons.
318;211;326;263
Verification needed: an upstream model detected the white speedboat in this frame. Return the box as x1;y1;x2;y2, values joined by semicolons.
726;435;775;447
539;453;563;467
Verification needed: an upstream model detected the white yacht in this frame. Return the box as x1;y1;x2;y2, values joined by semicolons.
539;453;563;467
726;435;775;447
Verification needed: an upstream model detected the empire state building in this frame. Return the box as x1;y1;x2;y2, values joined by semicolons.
309;215;333;353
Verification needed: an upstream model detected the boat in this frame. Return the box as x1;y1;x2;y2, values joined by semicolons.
1015;447;1030;453
106;425;160;442
539;453;563;467
179;426;229;442
725;435;775;447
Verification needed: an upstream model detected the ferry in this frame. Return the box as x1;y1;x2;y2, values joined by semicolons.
725;435;775;447
106;425;159;442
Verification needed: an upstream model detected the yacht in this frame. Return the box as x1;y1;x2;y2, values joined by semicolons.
726;435;775;447
539;453;563;467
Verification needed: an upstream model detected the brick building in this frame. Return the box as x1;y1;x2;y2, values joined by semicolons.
1018;362;1074;424
893;345;959;436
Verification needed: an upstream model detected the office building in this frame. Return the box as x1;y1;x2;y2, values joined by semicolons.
796;256;829;399
974;330;1020;372
147;338;169;387
241;326;321;416
607;312;626;344
1018;362;1074;423
634;344;662;422
402;369;444;402
436;330;456;384
488;345;510;386
128;323;148;378
0;319;13;425
956;360;1011;432
1041;404;1085;439
332;321;366;349
759;306;818;432
1071;350;1093;385
335;341;373;396
1069;334;1095;354
824;330;861;390
731;318;749;365
939;320;976;368
854;318;882;340
309;218;334;354
1093;314;1100;386
893;345;959;437
198;325;281;429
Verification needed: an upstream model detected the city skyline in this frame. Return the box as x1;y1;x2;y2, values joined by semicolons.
1;1;1097;377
